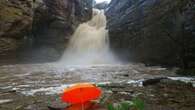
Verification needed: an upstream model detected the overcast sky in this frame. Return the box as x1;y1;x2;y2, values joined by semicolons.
96;0;111;3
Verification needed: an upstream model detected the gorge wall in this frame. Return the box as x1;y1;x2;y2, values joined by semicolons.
106;0;195;67
32;0;93;62
0;0;93;64
0;0;32;64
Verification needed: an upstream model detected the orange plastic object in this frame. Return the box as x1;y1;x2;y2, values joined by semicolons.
61;83;102;104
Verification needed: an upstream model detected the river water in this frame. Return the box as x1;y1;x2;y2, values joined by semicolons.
0;63;175;96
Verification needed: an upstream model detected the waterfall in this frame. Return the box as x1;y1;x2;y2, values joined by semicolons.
60;9;117;65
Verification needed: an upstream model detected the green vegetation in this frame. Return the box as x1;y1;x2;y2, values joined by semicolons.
107;98;145;110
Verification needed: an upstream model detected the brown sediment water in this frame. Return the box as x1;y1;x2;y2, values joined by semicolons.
60;9;118;65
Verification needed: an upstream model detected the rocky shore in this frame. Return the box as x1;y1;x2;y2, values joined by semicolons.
0;63;195;110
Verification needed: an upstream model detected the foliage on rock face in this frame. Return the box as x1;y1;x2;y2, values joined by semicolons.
106;0;195;69
107;98;145;110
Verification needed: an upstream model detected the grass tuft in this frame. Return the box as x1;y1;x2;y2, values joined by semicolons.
107;98;145;110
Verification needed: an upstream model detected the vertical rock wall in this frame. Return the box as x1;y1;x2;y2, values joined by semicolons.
0;0;33;64
0;0;93;64
31;0;93;62
106;0;195;67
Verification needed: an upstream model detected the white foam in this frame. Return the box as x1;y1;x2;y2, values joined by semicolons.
59;9;118;65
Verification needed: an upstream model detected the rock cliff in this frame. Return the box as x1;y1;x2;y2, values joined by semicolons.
0;0;93;63
106;0;195;67
30;0;93;62
0;0;32;63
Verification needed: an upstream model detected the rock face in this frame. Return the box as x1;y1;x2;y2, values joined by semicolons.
94;1;108;9
106;0;195;67
0;0;93;63
31;0;93;62
0;0;32;63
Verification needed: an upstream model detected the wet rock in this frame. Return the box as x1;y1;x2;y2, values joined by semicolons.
0;0;93;64
48;102;102;110
30;0;93;62
0;89;16;94
0;99;13;104
0;0;32;61
99;83;127;88
106;0;195;67
15;105;24;110
159;78;193;88
47;97;67;110
94;1;108;9
122;74;129;77
25;46;61;62
143;77;167;86
48;106;64;110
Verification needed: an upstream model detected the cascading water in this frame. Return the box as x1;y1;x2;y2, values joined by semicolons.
60;9;117;65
